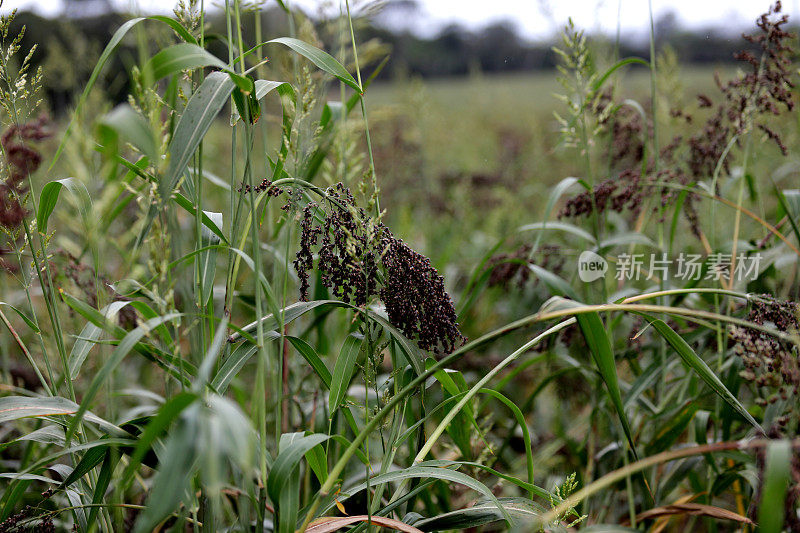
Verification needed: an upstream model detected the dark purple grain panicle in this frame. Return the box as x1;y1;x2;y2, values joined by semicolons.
292;183;465;355
559;2;795;242
380;234;465;355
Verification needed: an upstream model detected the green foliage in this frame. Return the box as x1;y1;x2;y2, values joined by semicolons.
1;2;800;532
0;7;42;121
546;473;587;530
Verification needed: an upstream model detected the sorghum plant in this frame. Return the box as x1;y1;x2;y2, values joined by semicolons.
293;182;464;354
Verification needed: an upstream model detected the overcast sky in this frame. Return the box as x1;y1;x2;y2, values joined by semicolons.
2;0;796;39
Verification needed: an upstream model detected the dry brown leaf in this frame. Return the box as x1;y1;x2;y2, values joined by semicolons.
632;503;754;525
649;494;701;533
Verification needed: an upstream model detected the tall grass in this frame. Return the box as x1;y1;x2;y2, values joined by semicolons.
1;1;799;532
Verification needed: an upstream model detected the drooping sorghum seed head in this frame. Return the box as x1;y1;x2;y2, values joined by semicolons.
687;105;732;181
741;1;795;113
0;505;33;533
560;179;614;219
608;169;643;215
38;516;56;533
0;183;27;229
292;183;465;354
380;234;465;355
5;143;42;179
1;115;50;184
559;174;645;220
1;117;51;272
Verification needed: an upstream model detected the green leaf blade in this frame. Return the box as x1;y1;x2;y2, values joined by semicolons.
328;334;363;417
267;37;360;92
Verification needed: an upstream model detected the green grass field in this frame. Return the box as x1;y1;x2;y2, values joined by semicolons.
368;67;731;177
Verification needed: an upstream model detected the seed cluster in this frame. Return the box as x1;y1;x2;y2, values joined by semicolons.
559;2;794;238
0;116;50;272
293;183;465;354
0;506;31;532
607;103;645;169
238;177;284;197
381;234;465;354
0;116;49;230
294;184;381;306
689;2;794;176
294;202;321;301
730;295;799;413
0;506;55;533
